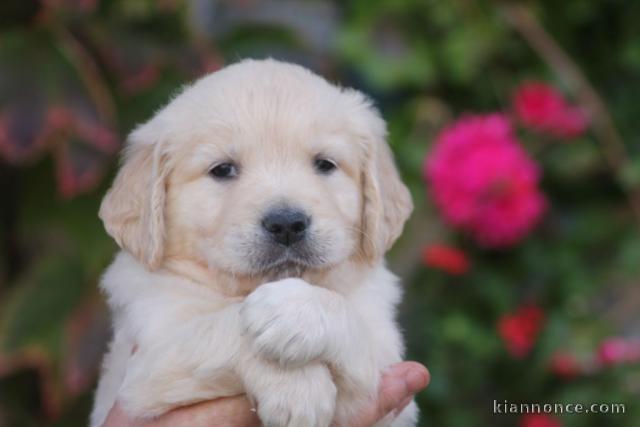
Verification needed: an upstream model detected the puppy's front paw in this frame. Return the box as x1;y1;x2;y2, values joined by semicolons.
252;363;337;427
241;278;332;367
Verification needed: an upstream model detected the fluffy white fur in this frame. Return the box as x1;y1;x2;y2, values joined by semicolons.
91;59;415;427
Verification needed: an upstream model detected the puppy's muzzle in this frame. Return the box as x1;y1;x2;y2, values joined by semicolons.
261;207;311;246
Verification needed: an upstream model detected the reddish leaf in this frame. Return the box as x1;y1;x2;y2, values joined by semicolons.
55;81;120;153
120;63;162;96
54;138;109;199
100;41;164;96
0;257;91;420
0;347;62;419
176;46;225;78
0;101;49;164
41;0;98;14
63;296;109;396
43;98;119;199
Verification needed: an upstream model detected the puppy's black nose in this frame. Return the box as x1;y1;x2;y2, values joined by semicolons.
261;208;310;246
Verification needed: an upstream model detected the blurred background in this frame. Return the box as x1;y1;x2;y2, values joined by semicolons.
0;0;639;426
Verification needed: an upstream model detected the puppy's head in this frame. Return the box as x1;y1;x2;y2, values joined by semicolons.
100;59;412;284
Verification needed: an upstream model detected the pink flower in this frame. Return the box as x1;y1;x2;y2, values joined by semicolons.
422;244;470;275
597;337;640;366
425;114;546;248
519;414;563;427
498;304;545;358
549;351;581;379
513;81;588;139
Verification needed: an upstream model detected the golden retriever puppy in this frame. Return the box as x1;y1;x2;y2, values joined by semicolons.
91;59;414;427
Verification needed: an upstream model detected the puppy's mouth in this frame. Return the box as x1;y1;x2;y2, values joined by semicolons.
252;244;325;279
262;260;307;280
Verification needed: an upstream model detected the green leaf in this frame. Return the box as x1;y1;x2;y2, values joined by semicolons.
337;24;436;89
0;256;87;355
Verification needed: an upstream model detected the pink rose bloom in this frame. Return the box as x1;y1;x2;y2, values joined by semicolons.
425;114;546;248
422;244;470;275
549;351;581;379
519;414;563;427
497;304;545;358
513;81;588;139
597;337;640;366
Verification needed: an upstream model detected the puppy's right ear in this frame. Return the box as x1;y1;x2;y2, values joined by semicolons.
99;122;169;270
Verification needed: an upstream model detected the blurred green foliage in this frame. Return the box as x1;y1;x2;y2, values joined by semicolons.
0;0;639;426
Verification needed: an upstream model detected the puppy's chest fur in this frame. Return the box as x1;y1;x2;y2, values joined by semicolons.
91;251;413;427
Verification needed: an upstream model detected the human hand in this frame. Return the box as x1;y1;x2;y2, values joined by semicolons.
101;361;429;427
102;394;260;427
339;361;429;427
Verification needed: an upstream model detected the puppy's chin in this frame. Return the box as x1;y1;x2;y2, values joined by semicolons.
208;236;354;291
248;242;329;278
262;261;308;281
249;251;337;285
252;252;322;282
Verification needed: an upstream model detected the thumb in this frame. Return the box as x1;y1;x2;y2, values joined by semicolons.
340;361;429;427
375;362;429;419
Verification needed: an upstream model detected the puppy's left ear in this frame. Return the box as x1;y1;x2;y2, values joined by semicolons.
99;120;170;270
357;101;413;262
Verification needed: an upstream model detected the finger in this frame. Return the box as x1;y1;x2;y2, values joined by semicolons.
163;395;260;427
395;361;430;395
375;362;429;419
394;395;414;416
342;361;429;427
102;402;135;427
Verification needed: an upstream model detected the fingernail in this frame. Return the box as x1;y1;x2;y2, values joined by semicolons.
404;368;428;392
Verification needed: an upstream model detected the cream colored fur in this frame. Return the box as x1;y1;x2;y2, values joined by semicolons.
91;59;415;427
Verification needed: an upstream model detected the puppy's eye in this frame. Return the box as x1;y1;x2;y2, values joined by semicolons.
209;162;238;180
314;158;337;174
